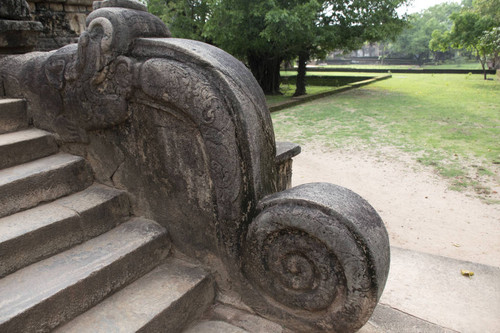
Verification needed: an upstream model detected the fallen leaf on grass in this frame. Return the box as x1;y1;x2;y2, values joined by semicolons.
452;243;461;247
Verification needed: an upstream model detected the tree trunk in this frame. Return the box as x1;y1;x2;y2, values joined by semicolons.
247;53;282;95
477;49;487;80
293;50;309;97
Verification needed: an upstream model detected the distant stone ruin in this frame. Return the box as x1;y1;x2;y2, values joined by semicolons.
0;0;94;53
0;0;42;54
0;1;391;331
26;0;94;51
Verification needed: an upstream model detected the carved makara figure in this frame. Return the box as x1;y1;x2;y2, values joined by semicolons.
0;1;390;331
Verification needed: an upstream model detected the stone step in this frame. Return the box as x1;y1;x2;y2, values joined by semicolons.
0;184;130;278
0;153;93;218
0;218;170;333
56;258;215;333
0;99;28;134
184;321;250;333
0;128;58;170
205;304;287;332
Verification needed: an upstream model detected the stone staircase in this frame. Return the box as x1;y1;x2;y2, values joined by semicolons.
0;98;231;332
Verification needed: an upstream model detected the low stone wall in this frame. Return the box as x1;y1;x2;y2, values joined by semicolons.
281;75;374;87
269;74;392;112
295;67;497;75
27;0;93;51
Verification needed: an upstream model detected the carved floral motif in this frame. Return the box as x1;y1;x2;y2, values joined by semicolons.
138;58;241;220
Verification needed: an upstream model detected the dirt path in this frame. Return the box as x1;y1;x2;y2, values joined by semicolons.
291;144;500;267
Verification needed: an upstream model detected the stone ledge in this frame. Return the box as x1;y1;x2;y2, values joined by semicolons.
0;19;43;54
0;19;43;31
275;141;301;164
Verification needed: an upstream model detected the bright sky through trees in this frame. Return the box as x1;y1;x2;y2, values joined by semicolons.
401;0;459;13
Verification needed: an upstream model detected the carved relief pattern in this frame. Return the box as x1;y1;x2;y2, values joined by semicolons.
139;58;241;219
243;186;387;332
1;6;170;143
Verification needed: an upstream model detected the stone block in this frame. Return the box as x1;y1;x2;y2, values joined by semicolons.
27;2;35;13
0;184;131;278
65;13;86;34
64;5;80;12
0;0;31;20
55;259;214;333
0;218;170;332
66;0;94;5
0;128;58;169
0;19;43;54
0;99;27;133
0;153;93;218
50;3;64;11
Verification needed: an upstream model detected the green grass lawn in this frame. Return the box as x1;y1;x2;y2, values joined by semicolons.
271;73;500;198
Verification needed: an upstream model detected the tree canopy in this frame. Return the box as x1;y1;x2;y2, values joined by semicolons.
146;0;409;95
203;0;327;95
429;0;499;78
386;2;461;64
147;0;210;41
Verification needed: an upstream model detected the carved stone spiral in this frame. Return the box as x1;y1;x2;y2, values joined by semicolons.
243;183;390;332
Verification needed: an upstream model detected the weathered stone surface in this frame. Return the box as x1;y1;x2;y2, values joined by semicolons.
26;0;92;51
242;183;390;332
184;321;250;333
275;141;301;164
208;304;289;333
0;153;93;218
275;141;301;191
0;0;43;54
66;0;94;5
0;10;170;141
56;258;214;333
0;0;31;20
0;184;130;277
0;19;43;54
0;99;27;134
0;128;58;169
0;218;170;332
93;0;147;11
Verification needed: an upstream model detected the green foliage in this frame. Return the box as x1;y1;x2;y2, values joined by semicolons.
448;11;493;50
479;27;500;68
473;0;500;25
292;0;409;96
146;0;409;94
202;0;322;60
386;2;461;63
429;29;451;53
147;0;210;41
429;0;499;76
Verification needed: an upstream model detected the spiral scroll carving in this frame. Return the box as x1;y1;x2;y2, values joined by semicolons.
255;226;343;312
243;183;390;332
